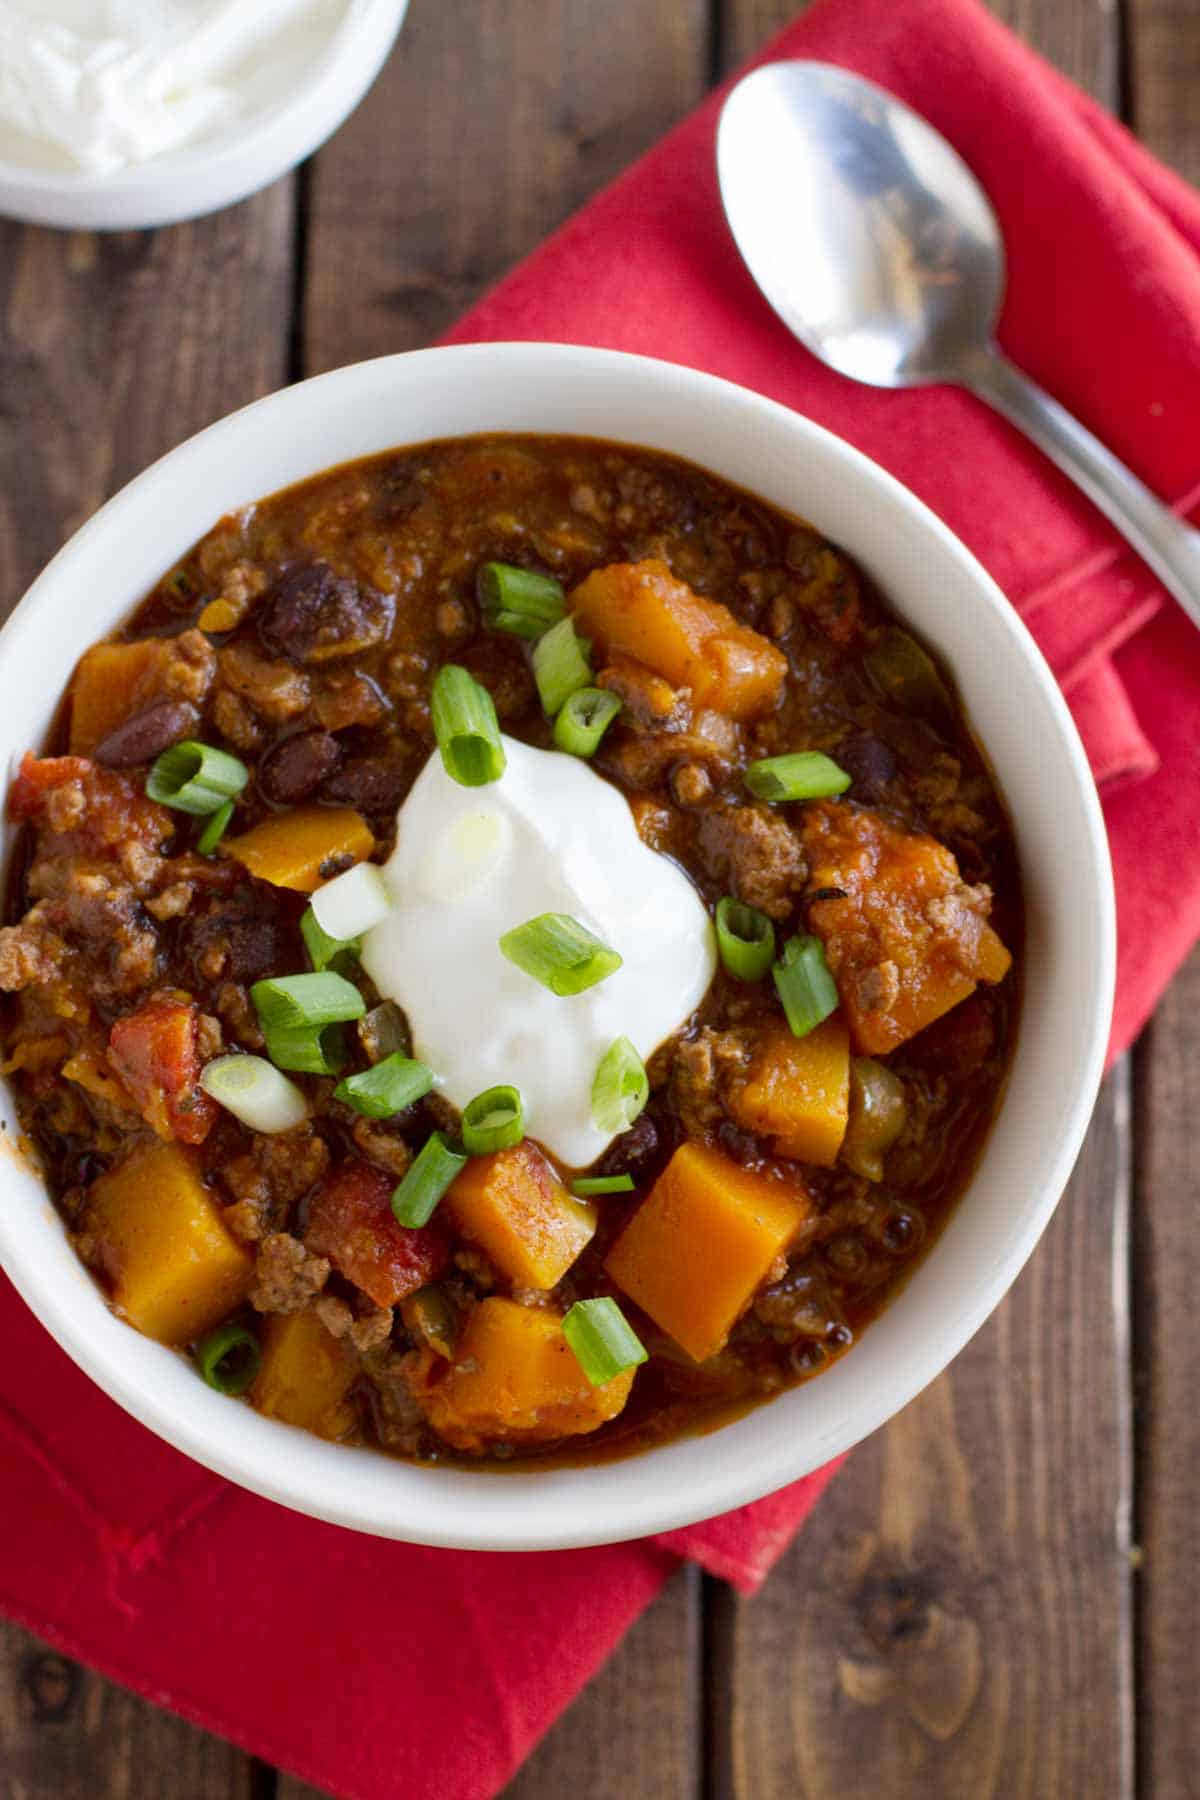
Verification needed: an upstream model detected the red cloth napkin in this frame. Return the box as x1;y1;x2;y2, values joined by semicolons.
2;2;1199;1796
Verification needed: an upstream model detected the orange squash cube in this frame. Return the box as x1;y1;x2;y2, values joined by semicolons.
252;1311;358;1440
728;1020;850;1166
604;1142;810;1362
411;1297;634;1452
68;639;174;753
570;558;786;721
224;806;375;892
445;1141;596;1290
802;802;1013;1055
86;1141;253;1346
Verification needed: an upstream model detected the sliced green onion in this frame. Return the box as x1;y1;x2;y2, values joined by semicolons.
774;934;839;1038
311;861;392;941
200;1053;308;1132
591;1036;649;1135
358;1000;410;1064
146;740;249;815
301;907;360;975
250;972;365;1032
461;1085;524;1154
571;1173;635;1196
553;686;622;757
532;617;591;716
563;1297;648;1386
500;913;622;997
431;663;506;787
715;897;776;983
264;1021;348;1076
392;1131;468;1227
476;562;566;638
197;798;235;856
743;752;851;803
196;1323;261;1396
334;1054;434;1119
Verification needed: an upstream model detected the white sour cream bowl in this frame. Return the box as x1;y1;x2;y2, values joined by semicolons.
361;736;717;1167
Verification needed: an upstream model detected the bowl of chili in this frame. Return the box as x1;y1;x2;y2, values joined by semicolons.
0;344;1114;1548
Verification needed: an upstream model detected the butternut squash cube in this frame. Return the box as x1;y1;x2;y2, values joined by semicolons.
728;1021;850;1166
412;1297;634;1452
445;1141;596;1290
69;640;174;754
605;1142;810;1362
801;801;1013;1055
86;1141;253;1346
252;1311;358;1440
570;558;786;720
224;806;375;892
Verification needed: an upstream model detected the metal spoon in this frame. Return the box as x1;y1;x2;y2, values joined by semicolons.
717;60;1200;633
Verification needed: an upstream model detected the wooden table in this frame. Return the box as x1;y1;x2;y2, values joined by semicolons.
0;3;1195;1795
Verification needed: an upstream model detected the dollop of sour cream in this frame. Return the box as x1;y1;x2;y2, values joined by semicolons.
361;737;717;1169
0;0;349;175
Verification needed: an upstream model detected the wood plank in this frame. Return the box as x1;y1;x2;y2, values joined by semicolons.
709;1078;1134;1799
1133;949;1200;1798
1127;0;1200;186
301;0;708;373
0;188;294;1798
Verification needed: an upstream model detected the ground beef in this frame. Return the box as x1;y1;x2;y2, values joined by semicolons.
361;1345;428;1455
349;1116;413;1180
670;1028;753;1137
160;629;218;706
217;640;311;724
602;710;740;789
0;913;69;990
697;802;806;920
597;654;687;728
222;1126;331;1241
250;1233;330;1313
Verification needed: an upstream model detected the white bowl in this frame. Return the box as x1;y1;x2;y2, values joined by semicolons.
0;0;408;231
0;344;1115;1549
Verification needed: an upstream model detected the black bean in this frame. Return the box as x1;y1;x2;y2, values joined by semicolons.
258;729;341;804
322;753;410;813
93;699;197;768
596;1113;660;1180
881;1209;924;1255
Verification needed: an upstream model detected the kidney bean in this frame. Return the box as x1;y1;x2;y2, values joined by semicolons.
93;699;197;768
258;729;341;804
322;753;410;813
258;561;391;664
835;732;897;800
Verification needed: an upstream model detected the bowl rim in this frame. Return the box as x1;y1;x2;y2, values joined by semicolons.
0;343;1116;1549
0;0;409;230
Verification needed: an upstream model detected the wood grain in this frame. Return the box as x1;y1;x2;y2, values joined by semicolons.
301;0;708;373
1133;950;1200;1799
1127;0;1200;186
0;190;294;1796
709;1079;1134;1800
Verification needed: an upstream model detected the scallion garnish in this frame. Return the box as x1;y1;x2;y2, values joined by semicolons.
301;907;360;975
476;562;566;638
773;934;839;1038
743;752;851;803
499;913;622;996
571;1173;635;1196
562;1297;648;1386
311;860;392;941
199;1053;308;1133
392;1131;468;1227
250;972;366;1032
715;897;776;983
591;1036;649;1135
196;1323;261;1396
532;617;591;716
263;1021;348;1076
147;740;249;816
196;798;235;856
431;663;506;787
460;1084;524;1154
553;686;622;758
334;1053;434;1120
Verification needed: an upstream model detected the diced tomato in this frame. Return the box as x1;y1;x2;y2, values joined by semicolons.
108;998;217;1146
9;752;170;850
305;1160;450;1309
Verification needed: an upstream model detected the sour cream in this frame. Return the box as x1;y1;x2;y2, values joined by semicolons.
360;737;717;1168
0;0;350;175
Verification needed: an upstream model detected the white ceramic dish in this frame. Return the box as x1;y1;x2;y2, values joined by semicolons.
0;0;408;231
0;344;1115;1550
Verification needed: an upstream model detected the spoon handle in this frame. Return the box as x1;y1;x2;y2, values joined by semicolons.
963;345;1200;634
